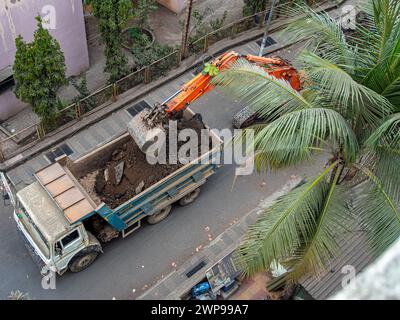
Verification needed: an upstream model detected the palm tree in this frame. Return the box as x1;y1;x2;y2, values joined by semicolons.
212;0;400;282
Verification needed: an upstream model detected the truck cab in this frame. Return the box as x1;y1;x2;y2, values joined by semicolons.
14;181;101;274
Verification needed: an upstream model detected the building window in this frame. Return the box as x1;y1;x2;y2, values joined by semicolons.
0;67;15;94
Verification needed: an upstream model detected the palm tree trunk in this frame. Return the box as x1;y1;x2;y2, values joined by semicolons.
181;0;194;60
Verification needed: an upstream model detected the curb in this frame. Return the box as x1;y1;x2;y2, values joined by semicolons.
0;0;345;172
138;177;303;300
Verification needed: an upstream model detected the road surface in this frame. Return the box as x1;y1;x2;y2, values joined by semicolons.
0;39;329;300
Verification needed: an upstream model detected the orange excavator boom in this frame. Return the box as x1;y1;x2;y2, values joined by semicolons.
164;51;301;116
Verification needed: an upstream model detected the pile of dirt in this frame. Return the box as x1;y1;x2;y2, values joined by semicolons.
82;113;213;209
79;171;102;206
94;140;181;209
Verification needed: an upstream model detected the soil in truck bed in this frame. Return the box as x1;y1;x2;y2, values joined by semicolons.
79;114;213;209
93;140;181;209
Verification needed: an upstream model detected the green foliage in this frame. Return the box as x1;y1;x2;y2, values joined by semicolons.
132;43;175;75
88;0;132;82
243;0;268;16
127;27;152;48
135;0;158;28
210;11;228;31
13;16;67;126
71;76;95;110
180;6;228;42
214;0;400;282
202;63;219;77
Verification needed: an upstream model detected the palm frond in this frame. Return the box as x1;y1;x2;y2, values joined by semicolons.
282;4;352;65
252;108;359;169
285;168;353;282
353;164;400;257
235;162;339;277
364;113;400;202
359;0;400;109
299;51;394;127
212;59;312;122
369;0;400;57
366;113;400;153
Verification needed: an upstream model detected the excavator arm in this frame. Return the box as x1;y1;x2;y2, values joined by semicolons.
164;51;301;116
129;50;302;151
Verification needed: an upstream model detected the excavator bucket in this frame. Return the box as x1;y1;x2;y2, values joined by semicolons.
127;110;165;153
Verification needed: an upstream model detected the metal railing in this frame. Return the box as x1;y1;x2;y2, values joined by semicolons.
0;0;331;162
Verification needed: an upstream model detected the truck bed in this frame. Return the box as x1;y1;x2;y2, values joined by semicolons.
78;137;182;209
62;109;223;231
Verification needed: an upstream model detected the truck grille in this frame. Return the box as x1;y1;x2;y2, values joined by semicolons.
16;226;46;271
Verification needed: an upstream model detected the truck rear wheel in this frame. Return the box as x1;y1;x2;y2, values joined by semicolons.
69;251;98;273
179;188;201;206
146;205;172;225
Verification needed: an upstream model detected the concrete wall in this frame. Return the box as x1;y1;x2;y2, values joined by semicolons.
159;0;245;22
157;0;186;13
0;0;89;121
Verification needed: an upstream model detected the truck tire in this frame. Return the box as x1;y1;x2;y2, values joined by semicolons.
146;205;172;225
232;106;258;129
69;250;98;273
179;188;201;206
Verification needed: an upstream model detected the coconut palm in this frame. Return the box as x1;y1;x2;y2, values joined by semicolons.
212;0;400;282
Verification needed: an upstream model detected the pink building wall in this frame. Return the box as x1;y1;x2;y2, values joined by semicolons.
157;0;186;13
0;0;89;121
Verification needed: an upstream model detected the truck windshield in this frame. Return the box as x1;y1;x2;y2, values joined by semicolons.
17;203;50;259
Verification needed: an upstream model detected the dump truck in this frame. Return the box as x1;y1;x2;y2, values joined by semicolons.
4;50;300;274
5;107;222;274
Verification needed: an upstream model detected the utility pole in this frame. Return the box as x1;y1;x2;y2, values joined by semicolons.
181;0;195;61
258;0;277;57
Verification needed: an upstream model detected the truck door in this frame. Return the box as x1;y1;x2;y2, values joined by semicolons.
53;228;85;271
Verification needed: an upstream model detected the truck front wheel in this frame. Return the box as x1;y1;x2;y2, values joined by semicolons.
146;205;172;225
69;251;98;273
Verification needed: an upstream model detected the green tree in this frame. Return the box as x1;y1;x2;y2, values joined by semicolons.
88;0;133;82
213;0;400;282
13;16;67;125
243;0;268;16
136;0;158;28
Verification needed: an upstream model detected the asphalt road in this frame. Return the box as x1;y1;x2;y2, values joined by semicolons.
0;91;326;300
0;43;326;300
0;160;325;300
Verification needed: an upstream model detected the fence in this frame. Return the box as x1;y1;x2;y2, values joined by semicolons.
0;0;331;162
